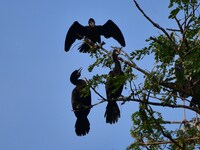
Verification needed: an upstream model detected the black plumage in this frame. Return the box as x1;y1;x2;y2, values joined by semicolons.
190;98;200;108
65;18;126;53
175;60;200;108
104;49;124;124
175;61;190;98
70;68;91;136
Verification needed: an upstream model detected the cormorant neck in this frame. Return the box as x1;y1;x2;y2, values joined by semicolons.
114;59;121;71
113;54;121;71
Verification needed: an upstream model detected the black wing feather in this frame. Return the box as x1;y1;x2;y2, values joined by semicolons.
97;20;126;47
64;21;86;52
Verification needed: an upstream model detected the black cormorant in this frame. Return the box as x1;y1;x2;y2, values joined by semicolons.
175;60;200;108
175;61;190;98
65;18;126;53
70;68;91;136
104;49;125;124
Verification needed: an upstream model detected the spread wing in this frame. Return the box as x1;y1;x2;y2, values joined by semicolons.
97;20;126;47
64;21;87;52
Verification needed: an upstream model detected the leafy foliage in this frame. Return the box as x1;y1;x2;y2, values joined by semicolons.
82;0;200;149
127;0;200;149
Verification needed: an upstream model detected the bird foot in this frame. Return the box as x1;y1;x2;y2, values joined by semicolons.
120;95;127;105
119;95;124;99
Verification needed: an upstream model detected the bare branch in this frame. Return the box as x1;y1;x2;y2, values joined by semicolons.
133;0;176;46
166;28;182;32
126;97;200;114
87;95;200;114
118;56;149;76
85;78;107;101
162;121;183;124
175;16;184;34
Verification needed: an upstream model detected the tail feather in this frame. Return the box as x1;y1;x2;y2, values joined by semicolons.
75;117;90;136
78;43;90;53
190;97;200;108
104;101;120;124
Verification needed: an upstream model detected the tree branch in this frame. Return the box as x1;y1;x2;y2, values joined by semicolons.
87;95;200;114
128;97;200;114
138;137;200;146
147;106;184;149
85;78;107;101
133;0;176;46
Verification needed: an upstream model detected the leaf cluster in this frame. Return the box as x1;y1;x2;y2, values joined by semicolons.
128;107;167;150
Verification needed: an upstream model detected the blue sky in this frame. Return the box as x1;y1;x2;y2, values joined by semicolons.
0;0;197;150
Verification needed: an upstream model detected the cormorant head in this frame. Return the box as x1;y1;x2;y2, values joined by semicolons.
88;18;95;27
112;49;121;61
113;49;121;54
70;68;82;82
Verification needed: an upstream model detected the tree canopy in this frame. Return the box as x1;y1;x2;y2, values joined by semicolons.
75;0;200;149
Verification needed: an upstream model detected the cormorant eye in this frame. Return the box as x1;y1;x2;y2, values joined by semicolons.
89;21;95;27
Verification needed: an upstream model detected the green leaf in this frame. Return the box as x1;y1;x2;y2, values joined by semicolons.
169;8;180;19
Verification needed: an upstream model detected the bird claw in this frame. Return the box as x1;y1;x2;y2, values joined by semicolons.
121;101;126;105
119;95;125;99
101;41;106;46
119;95;126;105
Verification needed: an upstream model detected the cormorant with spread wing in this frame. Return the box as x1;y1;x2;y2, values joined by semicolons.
65;18;126;53
104;49;125;124
70;68;91;136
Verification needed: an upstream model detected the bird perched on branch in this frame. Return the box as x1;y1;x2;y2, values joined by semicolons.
175;60;200;109
104;49;125;124
70;68;91;136
65;18;126;53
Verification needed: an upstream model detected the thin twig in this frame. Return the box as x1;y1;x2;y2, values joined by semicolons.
175;16;184;34
85;78;107;101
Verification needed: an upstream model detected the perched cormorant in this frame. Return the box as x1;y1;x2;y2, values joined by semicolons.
65;18;126;53
175;60;200;108
175;61;189;98
70;68;91;136
104;49;125;124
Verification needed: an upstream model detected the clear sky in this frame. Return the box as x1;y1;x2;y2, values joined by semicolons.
0;0;197;150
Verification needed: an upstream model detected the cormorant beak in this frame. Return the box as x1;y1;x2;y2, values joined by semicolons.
78;67;83;74
117;49;122;54
89;21;95;27
114;49;121;55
